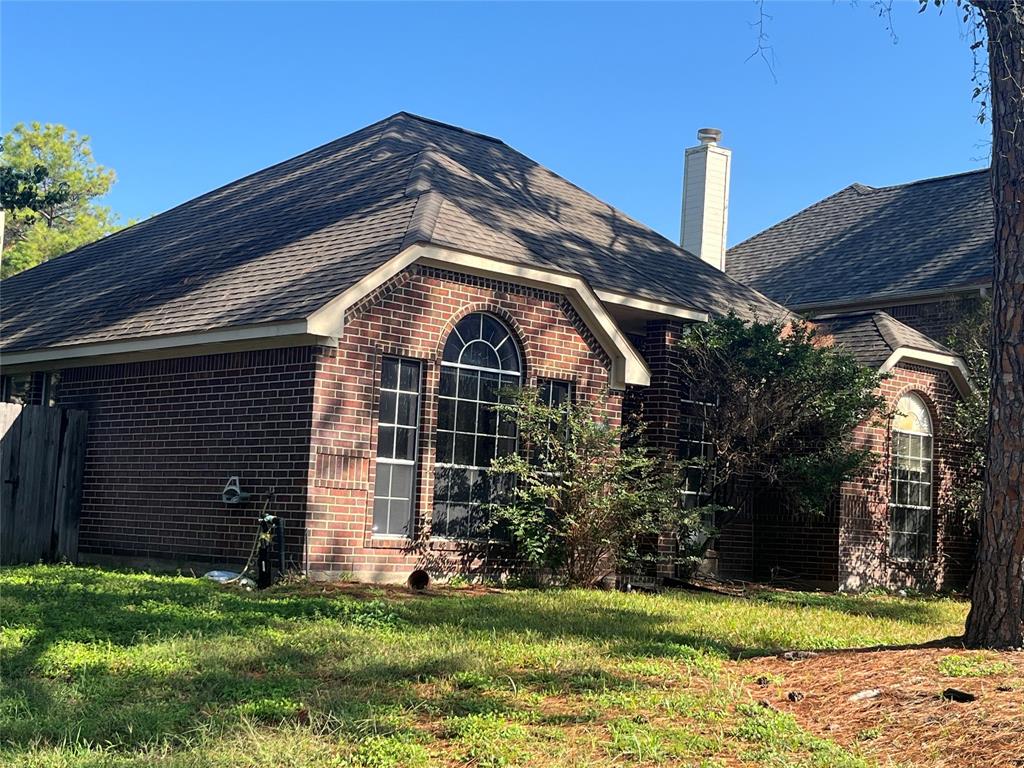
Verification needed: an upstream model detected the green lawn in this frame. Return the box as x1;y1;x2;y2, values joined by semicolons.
0;565;967;767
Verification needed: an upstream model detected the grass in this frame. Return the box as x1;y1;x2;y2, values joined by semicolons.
936;653;1015;678
0;564;968;767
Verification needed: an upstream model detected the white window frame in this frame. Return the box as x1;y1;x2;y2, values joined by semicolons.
372;357;423;538
433;313;522;541
888;393;934;562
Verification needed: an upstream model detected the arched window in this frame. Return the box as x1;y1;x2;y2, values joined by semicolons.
433;313;521;538
889;392;934;561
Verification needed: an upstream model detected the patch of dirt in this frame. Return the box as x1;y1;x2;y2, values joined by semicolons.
277;579;504;601
739;647;1024;768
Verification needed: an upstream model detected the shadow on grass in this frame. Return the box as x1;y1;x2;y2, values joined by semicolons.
746;589;959;625
0;565;964;755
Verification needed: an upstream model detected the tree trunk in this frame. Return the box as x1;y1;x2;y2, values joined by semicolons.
965;0;1024;649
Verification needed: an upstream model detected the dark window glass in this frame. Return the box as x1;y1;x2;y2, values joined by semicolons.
433;312;521;539
539;379;572;408
372;358;422;537
3;373;32;405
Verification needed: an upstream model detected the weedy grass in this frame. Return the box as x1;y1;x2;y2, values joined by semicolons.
936;652;1015;678
0;564;966;767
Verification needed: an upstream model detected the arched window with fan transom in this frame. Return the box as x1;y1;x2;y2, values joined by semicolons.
433;312;522;539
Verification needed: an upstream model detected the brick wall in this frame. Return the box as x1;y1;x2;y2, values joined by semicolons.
57;348;318;566
839;362;976;592
304;265;620;581
877;295;983;343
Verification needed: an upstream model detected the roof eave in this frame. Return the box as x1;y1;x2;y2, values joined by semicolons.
878;347;976;398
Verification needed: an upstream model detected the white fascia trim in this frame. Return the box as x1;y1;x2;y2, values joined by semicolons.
879;347;976;398
406;244;650;388
1;321;319;369
594;290;708;323
7;243;652;388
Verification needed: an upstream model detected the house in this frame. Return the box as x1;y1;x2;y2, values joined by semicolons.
0;113;975;590
723;168;990;591
1;113;784;582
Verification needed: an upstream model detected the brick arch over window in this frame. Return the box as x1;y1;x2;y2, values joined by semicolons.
888;390;935;562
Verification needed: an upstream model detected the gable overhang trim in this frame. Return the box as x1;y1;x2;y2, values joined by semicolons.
879;347;976;398
593;290;708;323
305;242;650;388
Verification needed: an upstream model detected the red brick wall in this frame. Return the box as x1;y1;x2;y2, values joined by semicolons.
879;295;983;344
57;348;318;566
628;323;972;591
305;265;620;581
839;362;976;592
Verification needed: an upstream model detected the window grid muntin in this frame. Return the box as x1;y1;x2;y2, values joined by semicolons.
679;381;717;508
434;313;522;540
888;395;934;562
373;357;422;537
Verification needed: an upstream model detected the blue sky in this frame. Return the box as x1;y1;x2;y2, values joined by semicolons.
2;1;988;245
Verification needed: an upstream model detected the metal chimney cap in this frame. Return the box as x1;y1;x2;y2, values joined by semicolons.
697;127;722;144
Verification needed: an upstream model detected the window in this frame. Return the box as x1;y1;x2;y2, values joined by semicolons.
535;379;573;465
889;393;933;561
538;379;572;409
372;357;422;537
41;372;61;407
1;373;31;405
679;383;716;509
433;313;522;539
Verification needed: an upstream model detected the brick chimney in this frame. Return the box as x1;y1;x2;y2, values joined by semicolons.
680;128;731;271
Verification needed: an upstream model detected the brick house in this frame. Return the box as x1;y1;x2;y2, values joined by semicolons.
1;114;976;589
725;167;990;591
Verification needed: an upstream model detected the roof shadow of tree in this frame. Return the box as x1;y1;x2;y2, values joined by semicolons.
731;173;993;310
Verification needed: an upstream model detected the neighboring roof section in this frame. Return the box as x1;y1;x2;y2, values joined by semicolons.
814;310;972;396
1;112;786;358
726;169;993;309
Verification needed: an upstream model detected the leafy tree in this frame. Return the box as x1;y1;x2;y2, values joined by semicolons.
675;315;885;526
945;297;991;522
1;123;119;278
0;145;70;214
489;388;698;587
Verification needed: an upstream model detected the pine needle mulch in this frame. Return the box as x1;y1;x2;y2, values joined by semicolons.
739;646;1024;768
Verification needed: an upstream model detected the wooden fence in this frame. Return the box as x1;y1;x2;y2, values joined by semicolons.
0;403;88;565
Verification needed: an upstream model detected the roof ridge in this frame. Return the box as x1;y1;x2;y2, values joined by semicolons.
872;311;900;354
394;111;506;146
866;167;988;193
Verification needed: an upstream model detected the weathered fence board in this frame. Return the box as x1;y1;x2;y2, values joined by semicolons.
0;403;88;565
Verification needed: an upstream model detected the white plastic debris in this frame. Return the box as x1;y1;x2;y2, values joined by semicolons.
203;570;241;583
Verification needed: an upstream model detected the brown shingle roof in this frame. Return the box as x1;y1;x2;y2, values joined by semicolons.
2;113;786;355
814;310;956;369
726;169;992;309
